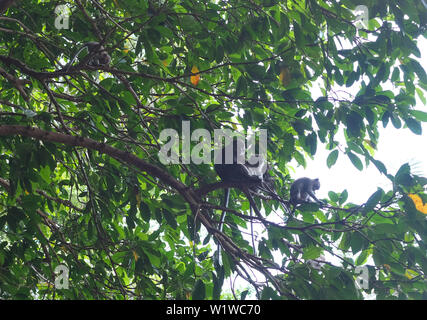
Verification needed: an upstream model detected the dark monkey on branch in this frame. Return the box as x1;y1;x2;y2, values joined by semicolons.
214;138;290;261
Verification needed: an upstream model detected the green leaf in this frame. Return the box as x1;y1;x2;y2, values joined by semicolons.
305;132;317;155
404;118;422;135
347;152;363;171
356;250;370;265
390;114;401;129
326;150;339;168
261;286;279;300
328;191;339;203
39;165;51;183
163;209;177;229
391;67;400;82
303;246;322;260
410;60;427;83
240;290;249;300
372;159;387;175
395;163;413;187
375;223;397;234
409;110;427;122
346;111;364;138
363;189;383;214
339;233;351;251
382;111;391;128
395;163;410;179
139;201;151;221
192;279;206;300
339;190;348;205
350;232;364;254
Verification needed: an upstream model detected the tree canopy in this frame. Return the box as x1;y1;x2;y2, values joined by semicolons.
0;0;427;300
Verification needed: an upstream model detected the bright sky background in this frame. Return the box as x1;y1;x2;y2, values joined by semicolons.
293;37;427;205
236;34;427;300
286;36;426;300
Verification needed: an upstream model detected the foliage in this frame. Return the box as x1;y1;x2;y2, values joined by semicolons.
0;0;427;299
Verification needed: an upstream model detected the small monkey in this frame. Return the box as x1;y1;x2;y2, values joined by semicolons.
290;177;323;205
66;42;111;71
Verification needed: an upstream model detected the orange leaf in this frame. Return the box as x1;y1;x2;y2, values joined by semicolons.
190;65;200;86
132;250;139;262
408;194;427;214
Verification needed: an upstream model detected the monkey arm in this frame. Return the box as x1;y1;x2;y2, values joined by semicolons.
307;190;323;204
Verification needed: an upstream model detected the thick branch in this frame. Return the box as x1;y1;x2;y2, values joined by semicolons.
0;125;196;204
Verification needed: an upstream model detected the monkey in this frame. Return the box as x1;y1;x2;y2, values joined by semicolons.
214;139;263;226
289;177;323;206
66;42;111;71
213;138;266;262
213;138;292;261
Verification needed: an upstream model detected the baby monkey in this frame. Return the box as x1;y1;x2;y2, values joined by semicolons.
290;177;323;206
66;42;111;71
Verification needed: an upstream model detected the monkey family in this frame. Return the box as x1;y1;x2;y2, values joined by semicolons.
214;140;323;223
214;139;323;264
214;139;324;262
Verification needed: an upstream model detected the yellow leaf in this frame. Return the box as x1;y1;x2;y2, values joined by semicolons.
190;65;200;86
279;67;292;87
132;250;139;262
405;268;418;279
363;139;377;149
408;194;427;214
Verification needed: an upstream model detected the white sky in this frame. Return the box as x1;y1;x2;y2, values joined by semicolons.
225;19;427;298
235;35;427;300
294;37;427;204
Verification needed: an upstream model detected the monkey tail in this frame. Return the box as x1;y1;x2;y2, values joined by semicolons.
218;188;230;233
250;205;256;256
65;45;89;72
216;188;230;266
